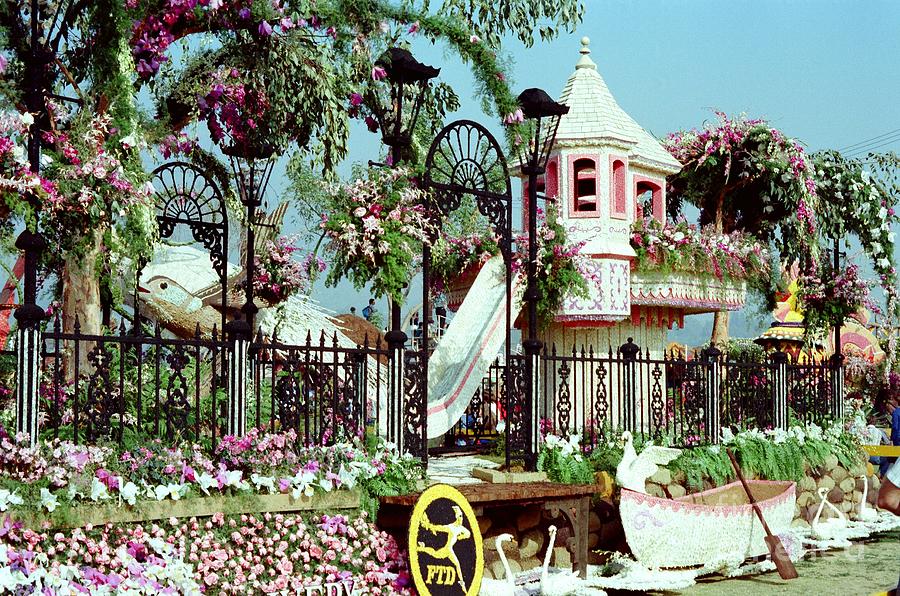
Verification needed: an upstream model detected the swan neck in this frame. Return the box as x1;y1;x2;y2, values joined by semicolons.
497;540;514;587
542;530;557;580
812;494;826;526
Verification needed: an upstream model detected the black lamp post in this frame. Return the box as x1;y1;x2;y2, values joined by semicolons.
370;47;439;344
516;88;568;467
223;143;276;338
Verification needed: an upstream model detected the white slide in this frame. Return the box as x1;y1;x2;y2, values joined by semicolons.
426;256;522;439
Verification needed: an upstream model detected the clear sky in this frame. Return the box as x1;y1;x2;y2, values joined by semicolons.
289;1;900;347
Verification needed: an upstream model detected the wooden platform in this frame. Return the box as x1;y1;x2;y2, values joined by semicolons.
380;482;597;578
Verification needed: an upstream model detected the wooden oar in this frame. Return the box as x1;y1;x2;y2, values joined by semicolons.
727;449;798;580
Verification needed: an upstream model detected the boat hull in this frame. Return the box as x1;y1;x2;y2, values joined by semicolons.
620;480;796;568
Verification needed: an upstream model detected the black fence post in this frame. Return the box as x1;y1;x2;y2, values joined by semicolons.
771;351;789;430
619;338;640;433
700;345;722;444
14;230;46;445
225;319;251;437
829;352;844;421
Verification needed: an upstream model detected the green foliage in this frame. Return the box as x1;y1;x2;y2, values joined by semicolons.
537;436;594;484
532;203;590;327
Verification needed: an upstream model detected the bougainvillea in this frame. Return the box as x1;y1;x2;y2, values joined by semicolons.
514;203;593;327
241;235;324;305
812;150;899;326
0;109;156;265
631;217;769;284
798;261;878;339
321;166;435;303
665;113;819;261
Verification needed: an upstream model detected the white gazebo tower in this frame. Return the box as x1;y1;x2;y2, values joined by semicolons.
525;38;746;358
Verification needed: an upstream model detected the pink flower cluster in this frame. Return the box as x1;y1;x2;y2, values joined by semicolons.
246;235;324;304
0;510;410;594
631;217;769;282
0;431;110;487
198;67;270;148
130;0;310;80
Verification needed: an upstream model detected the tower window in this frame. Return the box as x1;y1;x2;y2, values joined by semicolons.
573;158;597;212
611;159;626;218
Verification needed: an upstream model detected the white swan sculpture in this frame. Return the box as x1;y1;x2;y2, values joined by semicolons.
479;533;516;596
811;486;849;540
538;525;582;596
856;475;878;522
615;431;681;493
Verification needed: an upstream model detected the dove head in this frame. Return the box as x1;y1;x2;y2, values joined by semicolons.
817;487;829;499
548;525;558;536
619;430;633;447
496;533;514;545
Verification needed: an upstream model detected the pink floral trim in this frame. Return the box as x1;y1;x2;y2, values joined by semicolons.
621;480;795;518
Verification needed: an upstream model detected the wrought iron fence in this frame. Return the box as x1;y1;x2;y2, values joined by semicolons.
251;332;390;446
36;315;397;449
445;339;842;453
40;317;228;445
29;316;842;459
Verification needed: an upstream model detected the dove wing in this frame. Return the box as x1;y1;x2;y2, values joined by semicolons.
641;446;681;466
620;446;682;492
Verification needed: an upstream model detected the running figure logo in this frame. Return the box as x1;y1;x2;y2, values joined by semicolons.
409;485;484;596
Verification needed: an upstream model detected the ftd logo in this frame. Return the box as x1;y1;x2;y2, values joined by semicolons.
426;564;458;586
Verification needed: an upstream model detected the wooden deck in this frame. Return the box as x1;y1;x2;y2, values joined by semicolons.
380;482;598;578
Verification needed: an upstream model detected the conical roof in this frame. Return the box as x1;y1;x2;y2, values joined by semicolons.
555;38;681;174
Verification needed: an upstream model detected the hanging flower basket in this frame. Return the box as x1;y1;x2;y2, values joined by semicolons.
446;261;484;312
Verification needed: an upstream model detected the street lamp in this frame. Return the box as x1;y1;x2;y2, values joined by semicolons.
370;47;439;342
516;87;568;467
223;142;276;337
371;47;441;166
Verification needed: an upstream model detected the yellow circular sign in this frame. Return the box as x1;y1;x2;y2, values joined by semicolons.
408;484;484;596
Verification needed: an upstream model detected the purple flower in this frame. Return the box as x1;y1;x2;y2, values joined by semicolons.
238;7;250;19
371;65;387;81
350;93;363;107
258;21;273;36
0;54;7;74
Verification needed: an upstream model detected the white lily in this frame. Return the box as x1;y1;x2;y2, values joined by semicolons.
90;478;111;502
20;112;34;126
40;488;59;513
337;464;357;489
120;482;140;506
196;472;217;495
291;470;316;499
318;476;334;492
250;474;276;493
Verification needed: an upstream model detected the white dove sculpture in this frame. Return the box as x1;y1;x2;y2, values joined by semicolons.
615;431;681;494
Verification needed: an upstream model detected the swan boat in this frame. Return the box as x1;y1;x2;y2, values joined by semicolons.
620;479;796;568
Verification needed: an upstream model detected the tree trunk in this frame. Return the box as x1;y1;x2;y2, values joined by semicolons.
711;188;729;345
62;234;104;374
711;310;730;347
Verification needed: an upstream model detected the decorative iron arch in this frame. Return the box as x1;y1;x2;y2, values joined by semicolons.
152;161;230;279
135;161;230;335
407;120;518;460
423;120;513;262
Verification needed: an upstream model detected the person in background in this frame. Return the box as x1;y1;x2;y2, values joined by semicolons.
350;307;357;316
362;298;376;321
877;460;900;596
434;293;447;333
411;314;422;348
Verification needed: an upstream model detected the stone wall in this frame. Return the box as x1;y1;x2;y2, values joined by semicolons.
641;454;879;528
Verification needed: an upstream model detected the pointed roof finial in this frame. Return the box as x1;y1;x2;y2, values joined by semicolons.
577;36;596;70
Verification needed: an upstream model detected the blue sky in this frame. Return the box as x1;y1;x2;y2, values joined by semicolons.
287;1;900;346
